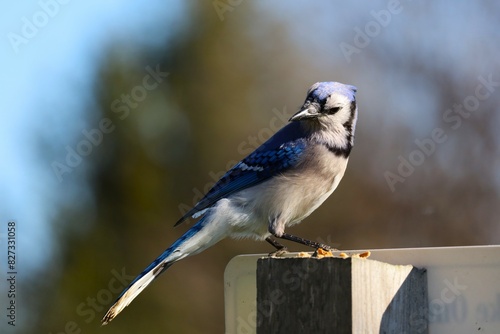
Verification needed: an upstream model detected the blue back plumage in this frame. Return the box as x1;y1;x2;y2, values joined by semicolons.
175;122;307;225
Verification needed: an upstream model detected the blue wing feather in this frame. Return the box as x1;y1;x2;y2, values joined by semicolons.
175;123;307;226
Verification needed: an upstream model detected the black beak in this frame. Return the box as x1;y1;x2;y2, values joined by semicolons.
289;105;320;122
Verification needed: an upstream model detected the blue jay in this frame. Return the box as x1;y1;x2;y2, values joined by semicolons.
102;81;358;325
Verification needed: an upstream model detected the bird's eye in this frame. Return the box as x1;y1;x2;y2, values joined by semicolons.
326;107;340;115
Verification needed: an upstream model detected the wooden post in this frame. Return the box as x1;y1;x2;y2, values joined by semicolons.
256;257;427;334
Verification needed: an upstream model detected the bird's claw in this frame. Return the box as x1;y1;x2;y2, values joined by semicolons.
312;245;337;257
268;247;288;257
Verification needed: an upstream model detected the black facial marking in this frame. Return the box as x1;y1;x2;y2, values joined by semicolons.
323;142;352;158
326;106;340;115
342;101;357;131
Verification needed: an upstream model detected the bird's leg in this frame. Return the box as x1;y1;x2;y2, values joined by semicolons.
266;237;288;257
266;236;287;250
268;218;334;254
277;232;335;252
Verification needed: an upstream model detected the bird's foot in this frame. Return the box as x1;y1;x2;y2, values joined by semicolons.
268;247;288;257
319;244;333;251
312;245;337;258
266;237;289;257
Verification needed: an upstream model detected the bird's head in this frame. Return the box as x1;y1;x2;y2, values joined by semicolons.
290;82;357;127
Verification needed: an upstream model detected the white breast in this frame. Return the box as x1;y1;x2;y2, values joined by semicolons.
218;146;349;240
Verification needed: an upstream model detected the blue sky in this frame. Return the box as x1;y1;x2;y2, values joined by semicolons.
0;1;185;275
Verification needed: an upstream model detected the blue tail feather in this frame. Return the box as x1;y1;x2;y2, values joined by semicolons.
102;219;207;324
